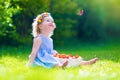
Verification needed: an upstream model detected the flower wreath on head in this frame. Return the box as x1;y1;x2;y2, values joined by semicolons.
37;12;51;24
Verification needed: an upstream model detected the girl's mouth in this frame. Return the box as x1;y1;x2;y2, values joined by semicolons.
49;24;54;27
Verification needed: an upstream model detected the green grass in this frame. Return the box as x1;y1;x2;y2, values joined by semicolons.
0;42;120;80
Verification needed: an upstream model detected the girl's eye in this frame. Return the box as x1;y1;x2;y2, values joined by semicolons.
45;19;54;23
46;20;50;22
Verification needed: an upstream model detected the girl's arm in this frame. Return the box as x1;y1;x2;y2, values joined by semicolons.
27;37;42;66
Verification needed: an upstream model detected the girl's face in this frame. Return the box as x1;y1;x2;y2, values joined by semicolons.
39;16;56;33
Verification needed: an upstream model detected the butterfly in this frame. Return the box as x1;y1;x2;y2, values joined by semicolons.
77;10;84;16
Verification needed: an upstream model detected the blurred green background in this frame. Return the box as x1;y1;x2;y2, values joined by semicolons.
0;0;120;46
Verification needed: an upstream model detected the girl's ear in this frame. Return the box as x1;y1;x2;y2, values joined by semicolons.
38;24;41;29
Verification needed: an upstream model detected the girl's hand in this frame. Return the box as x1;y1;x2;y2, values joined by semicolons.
26;62;32;67
53;53;59;57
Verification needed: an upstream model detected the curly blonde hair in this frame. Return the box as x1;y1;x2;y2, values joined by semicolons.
32;12;52;37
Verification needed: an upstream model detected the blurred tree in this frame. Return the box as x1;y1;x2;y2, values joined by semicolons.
0;0;21;45
75;0;120;41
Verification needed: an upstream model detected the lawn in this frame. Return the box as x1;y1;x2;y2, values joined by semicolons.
0;41;120;80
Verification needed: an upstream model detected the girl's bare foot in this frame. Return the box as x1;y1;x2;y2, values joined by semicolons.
55;60;68;68
61;60;68;68
80;58;98;65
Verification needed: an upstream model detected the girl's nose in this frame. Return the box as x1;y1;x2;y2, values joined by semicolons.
50;21;54;24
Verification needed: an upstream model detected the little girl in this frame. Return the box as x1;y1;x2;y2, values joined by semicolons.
27;12;98;68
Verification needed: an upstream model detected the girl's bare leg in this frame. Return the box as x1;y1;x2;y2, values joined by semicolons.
80;58;98;65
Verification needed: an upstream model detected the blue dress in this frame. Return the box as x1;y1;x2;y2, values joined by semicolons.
33;34;61;68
